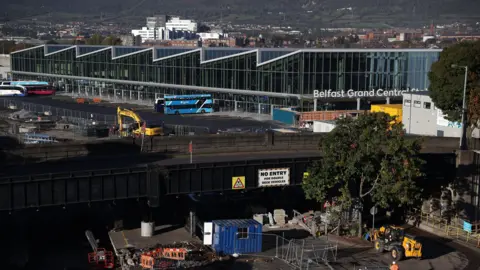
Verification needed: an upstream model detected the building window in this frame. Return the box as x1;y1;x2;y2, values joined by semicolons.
404;99;411;107
413;101;421;108
423;102;431;109
237;228;248;239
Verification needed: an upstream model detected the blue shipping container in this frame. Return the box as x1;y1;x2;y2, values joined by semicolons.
212;219;262;255
272;108;299;126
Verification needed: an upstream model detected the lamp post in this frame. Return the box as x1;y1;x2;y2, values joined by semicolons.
451;64;468;150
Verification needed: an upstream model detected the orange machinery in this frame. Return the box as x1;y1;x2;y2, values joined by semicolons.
85;230;115;269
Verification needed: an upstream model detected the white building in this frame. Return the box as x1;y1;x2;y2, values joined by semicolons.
165;17;197;32
131;27;171;43
0;54;11;80
131;16;197;43
146;15;167;28
402;92;462;137
197;32;229;40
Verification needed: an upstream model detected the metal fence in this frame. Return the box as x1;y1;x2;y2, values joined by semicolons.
416;211;480;248
233;232;338;270
0;98;117;125
0;98;213;138
59;85;278;115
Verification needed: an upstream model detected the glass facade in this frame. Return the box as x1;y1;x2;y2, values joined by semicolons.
11;45;441;97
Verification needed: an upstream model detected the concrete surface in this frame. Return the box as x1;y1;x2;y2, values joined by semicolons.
1;96;281;132
109;224;197;252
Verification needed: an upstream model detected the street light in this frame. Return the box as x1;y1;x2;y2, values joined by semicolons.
451;64;468;150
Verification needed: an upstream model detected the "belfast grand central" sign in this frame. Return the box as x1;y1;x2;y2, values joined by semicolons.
313;88;426;99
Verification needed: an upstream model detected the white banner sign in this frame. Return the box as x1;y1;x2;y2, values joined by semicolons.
313;88;426;99
258;168;290;187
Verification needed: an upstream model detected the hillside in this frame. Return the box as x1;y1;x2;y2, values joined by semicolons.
5;0;480;27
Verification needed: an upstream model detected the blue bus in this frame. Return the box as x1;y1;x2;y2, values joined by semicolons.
1;81;49;86
155;94;214;115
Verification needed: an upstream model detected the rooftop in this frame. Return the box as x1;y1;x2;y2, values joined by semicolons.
12;44;443;66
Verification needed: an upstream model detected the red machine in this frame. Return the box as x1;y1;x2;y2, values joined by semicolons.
85;230;115;269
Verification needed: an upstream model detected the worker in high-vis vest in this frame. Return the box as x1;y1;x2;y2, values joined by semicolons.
390;261;399;270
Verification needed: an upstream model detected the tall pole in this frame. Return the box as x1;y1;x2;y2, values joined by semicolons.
460;66;468;150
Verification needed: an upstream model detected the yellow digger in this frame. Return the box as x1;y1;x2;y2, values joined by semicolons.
372;225;422;261
117;107;165;136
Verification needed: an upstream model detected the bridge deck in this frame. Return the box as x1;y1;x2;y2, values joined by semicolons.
2;151;322;176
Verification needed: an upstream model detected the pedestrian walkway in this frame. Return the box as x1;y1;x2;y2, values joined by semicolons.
410;211;480;249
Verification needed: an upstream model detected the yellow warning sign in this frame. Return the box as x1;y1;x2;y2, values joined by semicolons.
303;172;309;179
232;176;246;190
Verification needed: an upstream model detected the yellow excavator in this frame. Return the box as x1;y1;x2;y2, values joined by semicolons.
117;107;164;136
372;225;422;261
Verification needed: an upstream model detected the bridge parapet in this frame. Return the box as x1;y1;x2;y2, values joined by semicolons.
0;133;475;165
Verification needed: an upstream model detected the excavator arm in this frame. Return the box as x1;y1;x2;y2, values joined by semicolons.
117;107;163;136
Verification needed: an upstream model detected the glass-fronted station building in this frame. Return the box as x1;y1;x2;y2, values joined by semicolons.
10;45;441;112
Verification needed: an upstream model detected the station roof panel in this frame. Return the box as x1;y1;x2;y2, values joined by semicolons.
78;46;109;55
115;47;146;57
259;49;294;63
46;45;72;54
155;48;194;59
15;45;443;67
203;48;252;61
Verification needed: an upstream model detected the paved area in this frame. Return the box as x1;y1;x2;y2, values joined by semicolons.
109;224;197;252
0;96;281;132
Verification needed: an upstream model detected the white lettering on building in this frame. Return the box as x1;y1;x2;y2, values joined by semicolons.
313;89;426;99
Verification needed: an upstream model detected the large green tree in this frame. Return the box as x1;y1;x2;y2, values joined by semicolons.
428;40;480;126
302;113;424;236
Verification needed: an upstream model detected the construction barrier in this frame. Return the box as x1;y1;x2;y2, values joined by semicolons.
418;211;480;248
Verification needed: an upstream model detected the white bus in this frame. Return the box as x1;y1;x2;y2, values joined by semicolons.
0;85;27;97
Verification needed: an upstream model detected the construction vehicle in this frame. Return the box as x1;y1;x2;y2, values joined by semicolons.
117;107;164;136
85;230;115;269
372;225;422;261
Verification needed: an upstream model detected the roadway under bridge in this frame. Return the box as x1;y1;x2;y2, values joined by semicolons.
0;151;457;211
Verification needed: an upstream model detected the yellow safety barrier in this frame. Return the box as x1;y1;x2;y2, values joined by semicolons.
418;211;480;248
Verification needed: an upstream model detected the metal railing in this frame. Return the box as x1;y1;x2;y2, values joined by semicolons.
2;137;320;165
232;232;338;270
0;98;117;125
417;211;480;248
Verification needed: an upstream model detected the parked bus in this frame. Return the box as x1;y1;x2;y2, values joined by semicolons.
24;84;56;95
1;81;49;86
154;94;213;114
0;81;55;95
0;85;27;97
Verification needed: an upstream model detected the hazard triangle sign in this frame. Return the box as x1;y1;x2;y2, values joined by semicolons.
232;176;245;190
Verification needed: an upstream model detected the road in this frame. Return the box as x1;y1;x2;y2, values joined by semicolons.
330;226;479;270
2;150;321;177
0;96;281;132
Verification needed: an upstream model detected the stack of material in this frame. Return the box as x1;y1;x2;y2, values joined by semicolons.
253;214;264;225
273;209;287;226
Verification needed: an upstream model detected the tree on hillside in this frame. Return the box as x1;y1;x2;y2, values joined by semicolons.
86;34;104;45
302;113;424;237
428;41;480;127
102;35;122;46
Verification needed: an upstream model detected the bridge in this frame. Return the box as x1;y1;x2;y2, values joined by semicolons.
0;150;457;211
0;133;472;166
